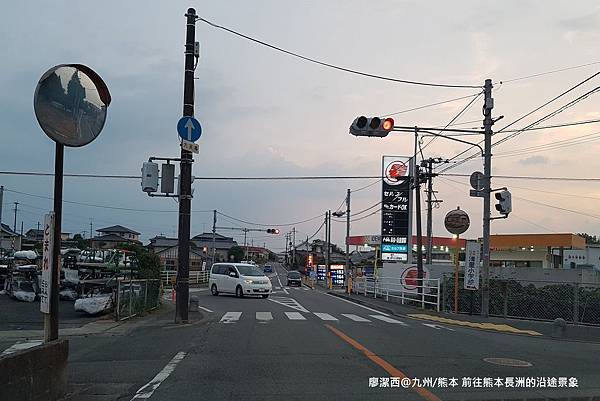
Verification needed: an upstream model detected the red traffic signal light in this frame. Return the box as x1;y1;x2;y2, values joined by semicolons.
382;117;394;131
267;229;280;234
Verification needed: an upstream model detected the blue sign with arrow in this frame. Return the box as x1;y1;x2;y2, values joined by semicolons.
177;116;202;142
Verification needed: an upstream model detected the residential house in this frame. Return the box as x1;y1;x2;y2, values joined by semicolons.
147;232;238;271
91;225;142;249
0;223;21;252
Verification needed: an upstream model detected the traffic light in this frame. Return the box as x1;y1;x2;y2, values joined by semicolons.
349;116;394;137
495;190;512;215
141;162;159;193
266;229;280;234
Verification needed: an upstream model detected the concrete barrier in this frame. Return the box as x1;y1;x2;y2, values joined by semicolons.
0;339;69;401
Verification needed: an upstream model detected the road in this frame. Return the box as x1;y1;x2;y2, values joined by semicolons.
57;262;600;400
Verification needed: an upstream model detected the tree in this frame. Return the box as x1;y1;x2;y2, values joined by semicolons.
119;243;161;279
578;233;600;245
228;246;245;262
72;233;88;250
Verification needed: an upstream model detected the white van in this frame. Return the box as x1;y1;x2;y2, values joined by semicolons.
209;263;272;298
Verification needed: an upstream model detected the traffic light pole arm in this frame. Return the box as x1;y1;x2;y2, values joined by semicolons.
215;226;274;233
393;126;485;156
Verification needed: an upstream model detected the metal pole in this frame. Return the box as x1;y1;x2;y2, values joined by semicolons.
244;229;248;260
292;227;296;268
13;202;18;233
326;211;330;280
454;233;460;314
175;7;197;324
0;186;4;225
285;233;288;266
45;142;63;342
415;164;424;298
345;189;351;289
425;160;433;265
212;210;216;265
481;78;494;318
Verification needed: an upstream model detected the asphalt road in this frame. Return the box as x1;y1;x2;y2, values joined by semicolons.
57;262;600;400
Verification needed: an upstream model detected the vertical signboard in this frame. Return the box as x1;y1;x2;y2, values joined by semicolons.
464;240;480;290
381;156;412;262
40;212;55;314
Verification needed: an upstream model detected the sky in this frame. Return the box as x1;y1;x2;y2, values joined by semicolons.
1;0;600;252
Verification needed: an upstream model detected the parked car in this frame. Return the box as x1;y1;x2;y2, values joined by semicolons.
210;263;272;298
286;270;302;287
263;264;273;273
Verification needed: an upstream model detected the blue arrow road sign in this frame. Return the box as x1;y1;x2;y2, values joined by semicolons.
177;116;202;142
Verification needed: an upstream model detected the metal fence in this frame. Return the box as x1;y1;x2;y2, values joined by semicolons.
160;270;210;287
115;279;161;321
353;275;440;311
442;273;600;325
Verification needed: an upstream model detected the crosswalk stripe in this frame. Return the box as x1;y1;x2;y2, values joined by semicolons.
220;312;242;323
314;312;338;321
369;315;408;325
256;312;273;321
302;287;308;291
341;314;371;322
284;312;306;320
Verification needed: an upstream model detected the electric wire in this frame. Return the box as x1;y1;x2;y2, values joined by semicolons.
216;211;325;228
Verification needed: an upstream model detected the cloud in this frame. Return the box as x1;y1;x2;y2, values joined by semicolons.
519;155;549;166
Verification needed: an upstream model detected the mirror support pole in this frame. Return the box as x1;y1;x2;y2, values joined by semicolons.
45;142;63;342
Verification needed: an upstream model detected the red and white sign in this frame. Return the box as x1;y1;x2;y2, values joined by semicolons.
40;212;55;314
383;158;410;186
400;265;430;291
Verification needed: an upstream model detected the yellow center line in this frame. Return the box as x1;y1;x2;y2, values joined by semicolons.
407;314;542;336
325;324;442;401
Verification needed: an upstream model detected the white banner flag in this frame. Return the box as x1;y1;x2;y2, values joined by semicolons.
40;212;55;314
464;240;480;290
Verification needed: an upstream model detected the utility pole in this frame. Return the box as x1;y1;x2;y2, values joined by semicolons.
20;221;23;237
13;201;19;233
345;189;351;286
292;227;296;268
423;158;443;265
0;186;4;225
175;7;197;324
89;220;93;240
285;233;289;265
212;210;217;265
326;210;331;278
481;78;494;318
414;166;424;296
244;229;248;260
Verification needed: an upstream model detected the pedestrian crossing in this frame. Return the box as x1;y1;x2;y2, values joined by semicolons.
215;311;409;325
272;286;309;293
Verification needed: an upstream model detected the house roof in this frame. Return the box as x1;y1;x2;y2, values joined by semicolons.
147;235;238;250
192;232;234;241
91;233;140;243
26;229;43;236
97;225;140;235
0;223;19;237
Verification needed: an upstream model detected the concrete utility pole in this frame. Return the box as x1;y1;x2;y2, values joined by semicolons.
345;189;351;286
326;210;331;276
0;186;4;225
285;233;289;265
423;158;443;265
414;166;424;296
13;201;19;232
481;78;494;318
244;229;248;260
212;210;217;265
175;7;197;323
292;227;296;268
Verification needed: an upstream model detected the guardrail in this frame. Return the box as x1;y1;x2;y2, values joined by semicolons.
352;275;440;311
160;270;210;286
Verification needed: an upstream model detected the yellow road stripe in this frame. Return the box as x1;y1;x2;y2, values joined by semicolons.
407;314;542;336
326;324;442;401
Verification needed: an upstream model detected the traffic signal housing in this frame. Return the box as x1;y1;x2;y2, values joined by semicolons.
141;162;159;193
267;229;280;234
495;190;512;215
349;116;394;137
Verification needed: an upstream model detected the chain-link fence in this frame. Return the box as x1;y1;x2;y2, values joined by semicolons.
441;273;600;325
115;279;161;321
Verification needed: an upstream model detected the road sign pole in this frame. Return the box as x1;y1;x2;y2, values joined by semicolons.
345;189;350;292
454;233;460;314
175;8;197;324
481;79;494;318
45;142;63;342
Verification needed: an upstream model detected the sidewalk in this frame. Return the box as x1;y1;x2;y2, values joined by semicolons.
328;290;600;343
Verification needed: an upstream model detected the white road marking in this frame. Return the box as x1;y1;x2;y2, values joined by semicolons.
276;273;289;294
275;286;281;289
341;314;371;322
198;306;213;313
422;323;454;331
269;296;310;313
314;312;338;321
220;312;242;323
131;351;187;399
256;312;273;321
1;340;43;356
284;312;306;320
325;293;389;316
369;315;408;325
302;287;308;291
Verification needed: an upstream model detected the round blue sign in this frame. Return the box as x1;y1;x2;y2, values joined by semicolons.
177;116;202;142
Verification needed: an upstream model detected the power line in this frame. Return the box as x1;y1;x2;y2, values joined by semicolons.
497;61;600;85
510;213;555;233
381;93;483;117
350;179;380;193
438;71;600;172
440;173;600;183
216;211;325;227
493;130;600;159
197;16;481;89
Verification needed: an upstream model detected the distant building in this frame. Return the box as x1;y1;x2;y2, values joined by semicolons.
147;232;238;271
0;223;21;252
25;229;44;241
91;225;141;249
